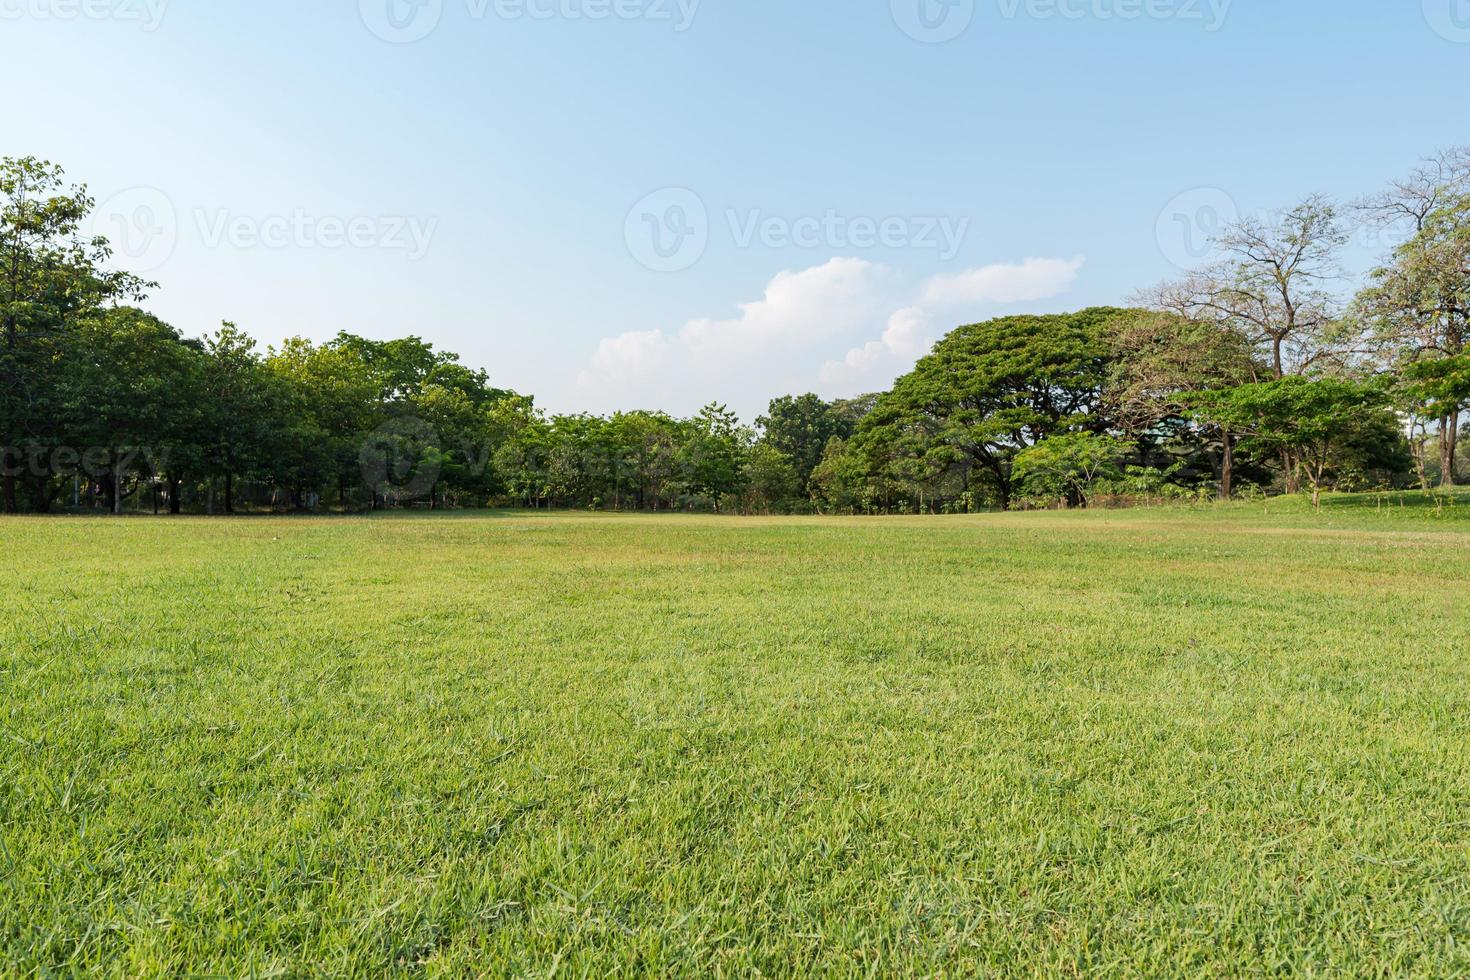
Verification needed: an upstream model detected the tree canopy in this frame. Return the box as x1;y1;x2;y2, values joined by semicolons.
5;151;1466;515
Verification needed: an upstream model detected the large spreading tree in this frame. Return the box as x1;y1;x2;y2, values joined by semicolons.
859;309;1126;509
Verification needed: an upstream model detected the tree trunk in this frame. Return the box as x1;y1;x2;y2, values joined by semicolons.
1;473;15;514
224;472;234;514
113;467;124;516
1411;420;1430;492
1220;429;1234;501
1441;412;1459;487
1281;450;1301;494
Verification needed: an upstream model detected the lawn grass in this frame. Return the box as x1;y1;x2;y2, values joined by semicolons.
4;495;1470;975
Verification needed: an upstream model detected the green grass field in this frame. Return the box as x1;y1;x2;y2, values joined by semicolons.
4;497;1470;976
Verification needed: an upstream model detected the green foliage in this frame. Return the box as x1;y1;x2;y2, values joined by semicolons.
857;308;1129;508
1403;355;1470;415
741;443;801;513
758;394;855;492
0;155;1443;515
678;403;748;508
1012;432;1130;508
1190;377;1405;506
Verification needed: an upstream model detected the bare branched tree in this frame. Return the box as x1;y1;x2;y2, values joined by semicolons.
1353;148;1470;486
1356;146;1470;235
1147;196;1353;381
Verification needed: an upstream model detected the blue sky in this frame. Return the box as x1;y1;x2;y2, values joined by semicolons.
5;0;1469;420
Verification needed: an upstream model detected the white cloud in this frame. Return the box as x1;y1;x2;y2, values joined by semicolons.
922;256;1085;308
818;306;930;386
576;258;899;417
575;254;1086;419
819;257;1086;393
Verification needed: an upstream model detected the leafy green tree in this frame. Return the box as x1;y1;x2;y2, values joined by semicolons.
488;396;551;508
758;394;854;495
198;324;283;513
678;403;747;509
1;157;149;512
741;444;801;513
56;309;204;514
861;309;1123;509
608;411;683;511
810;437;874;514
1013;432;1130;509
1105;310;1260;498
1190;377;1401;509
1356;193;1470;485
266;338;380;509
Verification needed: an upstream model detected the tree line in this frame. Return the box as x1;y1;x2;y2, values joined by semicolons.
2;151;1468;515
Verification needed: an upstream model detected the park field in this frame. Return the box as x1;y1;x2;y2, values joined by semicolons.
4;498;1470;976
